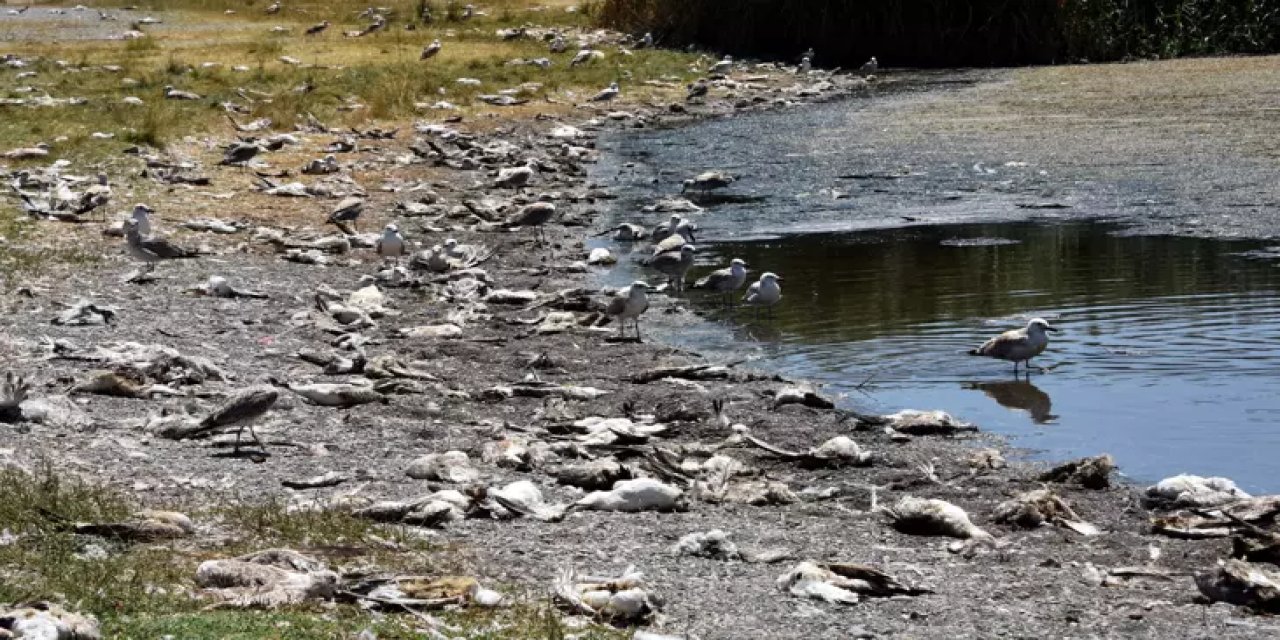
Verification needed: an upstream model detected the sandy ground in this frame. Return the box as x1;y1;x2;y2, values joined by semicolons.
3;49;1280;638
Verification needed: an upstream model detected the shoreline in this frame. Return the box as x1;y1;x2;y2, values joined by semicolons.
2;36;1277;638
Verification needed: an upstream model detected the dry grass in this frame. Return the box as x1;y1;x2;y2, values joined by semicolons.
0;1;695;158
0;465;623;639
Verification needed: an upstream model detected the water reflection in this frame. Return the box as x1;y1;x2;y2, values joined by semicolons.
964;379;1058;424
629;221;1280;491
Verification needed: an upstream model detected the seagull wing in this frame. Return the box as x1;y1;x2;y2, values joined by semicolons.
605;291;628;316
141;235;197;259
971;329;1029;358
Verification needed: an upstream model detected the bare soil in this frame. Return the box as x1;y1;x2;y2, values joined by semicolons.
3;56;1277;639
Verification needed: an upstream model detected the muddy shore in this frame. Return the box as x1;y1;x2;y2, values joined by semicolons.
2;58;1278;638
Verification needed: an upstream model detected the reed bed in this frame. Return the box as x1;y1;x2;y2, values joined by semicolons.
597;0;1280;66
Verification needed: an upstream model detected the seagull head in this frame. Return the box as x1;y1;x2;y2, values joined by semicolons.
1027;318;1059;333
629;281;650;292
681;244;696;254
384;223;398;233
761;272;781;283
132;203;153;217
444;238;458;249
730;258;746;269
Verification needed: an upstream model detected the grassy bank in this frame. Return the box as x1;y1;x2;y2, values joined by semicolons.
0;466;617;639
597;0;1280;66
0;0;695;158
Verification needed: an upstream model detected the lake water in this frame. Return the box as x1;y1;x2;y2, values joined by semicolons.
592;94;1280;493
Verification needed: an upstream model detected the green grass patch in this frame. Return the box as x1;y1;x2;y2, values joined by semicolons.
0;466;625;638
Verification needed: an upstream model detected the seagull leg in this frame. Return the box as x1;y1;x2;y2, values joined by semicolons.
634;319;643;342
248;423;265;452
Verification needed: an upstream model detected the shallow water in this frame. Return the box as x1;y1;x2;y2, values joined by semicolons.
593;92;1280;492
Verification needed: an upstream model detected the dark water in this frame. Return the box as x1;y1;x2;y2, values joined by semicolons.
591;93;1280;492
637;223;1280;492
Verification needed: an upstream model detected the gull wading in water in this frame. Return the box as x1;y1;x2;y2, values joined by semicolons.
682;170;735;194
969;317;1060;375
743;272;782;319
606;281;650;341
647;244;696;292
693;257;748;305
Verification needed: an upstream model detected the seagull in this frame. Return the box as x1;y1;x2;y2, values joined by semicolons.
218;140;260;166
494;159;536;188
3;143;49;160
549;35;567;53
639;32;653;48
693;257;748;305
375;223;407;265
798;55;811;73
651;220;696;255
128;203;155;237
327;196;365;233
859;56;879;74
461;3;474;19
589;81;619;102
682;171;735;194
685;79;708;101
264;1;282;14
593;222;645;242
420;38;442;60
75;173;112;219
647;244;696;292
570;49;603;67
743;272;782;319
709;55;733;75
606;281;650;340
163;85;201;101
305;20;330;35
124;218;195;271
195;385;278;455
651;214;685;244
503;202;556;244
969;318;1060;375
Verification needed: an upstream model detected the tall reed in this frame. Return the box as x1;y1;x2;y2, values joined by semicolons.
595;0;1280;66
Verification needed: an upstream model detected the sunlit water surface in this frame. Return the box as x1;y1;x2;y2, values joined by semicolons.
591;92;1280;492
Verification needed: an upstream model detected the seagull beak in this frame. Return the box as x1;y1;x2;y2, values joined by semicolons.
1045;326;1060;333
774;276;785;282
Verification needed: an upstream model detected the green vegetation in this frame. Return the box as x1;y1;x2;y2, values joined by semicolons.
0;466;620;639
0;0;694;155
598;0;1280;66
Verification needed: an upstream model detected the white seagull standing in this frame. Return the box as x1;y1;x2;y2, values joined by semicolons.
606;281;650;341
743;272;782;319
859;56;879;75
969;318;1060;375
130;203;154;237
589;81;619;102
376;223;407;265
